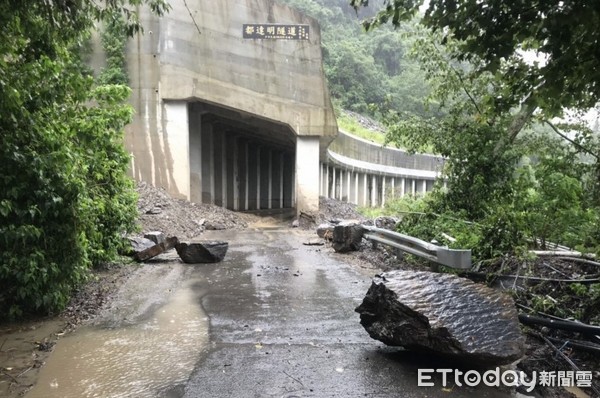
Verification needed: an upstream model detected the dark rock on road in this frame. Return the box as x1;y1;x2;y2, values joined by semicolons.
128;236;156;253
134;236;179;262
144;231;166;245
332;222;364;253
316;223;334;239
356;270;525;367
176;241;229;263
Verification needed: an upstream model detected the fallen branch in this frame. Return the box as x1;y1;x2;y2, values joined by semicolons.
537;333;600;397
519;314;600;336
557;257;600;267
530;250;596;258
546;336;600;356
465;271;600;286
1;369;19;385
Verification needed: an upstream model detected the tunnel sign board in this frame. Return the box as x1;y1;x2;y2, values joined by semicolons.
243;24;309;40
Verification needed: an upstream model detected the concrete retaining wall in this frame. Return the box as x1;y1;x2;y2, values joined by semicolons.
322;130;445;207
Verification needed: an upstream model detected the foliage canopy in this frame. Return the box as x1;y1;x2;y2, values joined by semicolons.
0;0;169;319
351;0;600;119
350;0;600;258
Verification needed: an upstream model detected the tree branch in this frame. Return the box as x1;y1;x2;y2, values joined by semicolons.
544;120;600;160
493;94;537;155
432;42;484;117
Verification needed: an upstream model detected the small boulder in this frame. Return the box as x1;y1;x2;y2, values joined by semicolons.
144;231;165;245
332;222;364;253
374;216;399;230
356;270;525;367
205;222;226;231
176;241;229;263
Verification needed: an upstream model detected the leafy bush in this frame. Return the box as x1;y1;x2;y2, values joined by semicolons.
0;5;140;319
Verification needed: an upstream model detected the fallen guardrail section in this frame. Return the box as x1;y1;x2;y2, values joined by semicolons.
361;225;472;269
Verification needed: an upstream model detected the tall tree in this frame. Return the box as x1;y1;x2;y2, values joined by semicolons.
351;0;600;140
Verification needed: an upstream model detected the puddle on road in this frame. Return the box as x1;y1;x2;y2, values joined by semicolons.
26;280;209;398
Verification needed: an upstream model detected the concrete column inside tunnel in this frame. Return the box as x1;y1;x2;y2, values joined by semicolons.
295;136;320;215
213;127;224;207
225;133;237;210
200;122;214;204
283;152;294;208
247;144;258;210
271;151;282;209
260;148;270;209
189;105;202;204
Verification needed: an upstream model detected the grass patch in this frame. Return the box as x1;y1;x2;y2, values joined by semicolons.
336;111;436;153
336;113;398;148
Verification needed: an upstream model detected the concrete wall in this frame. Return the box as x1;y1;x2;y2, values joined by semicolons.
322;130;446;207
328;130;445;172
115;0;338;211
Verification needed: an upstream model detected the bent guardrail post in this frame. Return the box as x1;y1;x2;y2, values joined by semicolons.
362;225;472;269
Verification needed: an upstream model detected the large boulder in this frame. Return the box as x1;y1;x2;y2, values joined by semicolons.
356;270;525;367
332;222;364;253
316;223;334;240
128;237;156;254
176;241;229;263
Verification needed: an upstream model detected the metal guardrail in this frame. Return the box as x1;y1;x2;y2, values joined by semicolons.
362;225;472;269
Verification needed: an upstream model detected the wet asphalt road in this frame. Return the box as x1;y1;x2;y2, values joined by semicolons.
181;228;511;398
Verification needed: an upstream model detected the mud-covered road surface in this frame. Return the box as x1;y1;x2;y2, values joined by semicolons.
19;227;512;397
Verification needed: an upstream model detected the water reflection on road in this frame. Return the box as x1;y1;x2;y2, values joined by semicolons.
26;277;208;398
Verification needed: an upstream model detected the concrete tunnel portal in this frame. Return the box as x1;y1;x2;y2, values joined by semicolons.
188;102;296;212
106;0;441;216
110;0;338;215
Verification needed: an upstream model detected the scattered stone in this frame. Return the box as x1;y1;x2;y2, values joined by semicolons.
332;222;364;253
303;238;324;246
134;236;179;262
374;216;399;230
128;237;156;254
292;219;299;228
176;241;229;263
317;196;368;226
298;211;316;229
136;181;255;238
146;207;162;215
355;270;525;367
144;231;165;245
205;222;226;231
316;223;334;239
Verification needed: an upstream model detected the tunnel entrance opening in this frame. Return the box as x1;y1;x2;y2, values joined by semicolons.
188;101;297;213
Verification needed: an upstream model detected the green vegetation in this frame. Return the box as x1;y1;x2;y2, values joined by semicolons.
277;0;432;119
350;0;600;262
0;0;169;319
336;112;388;145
